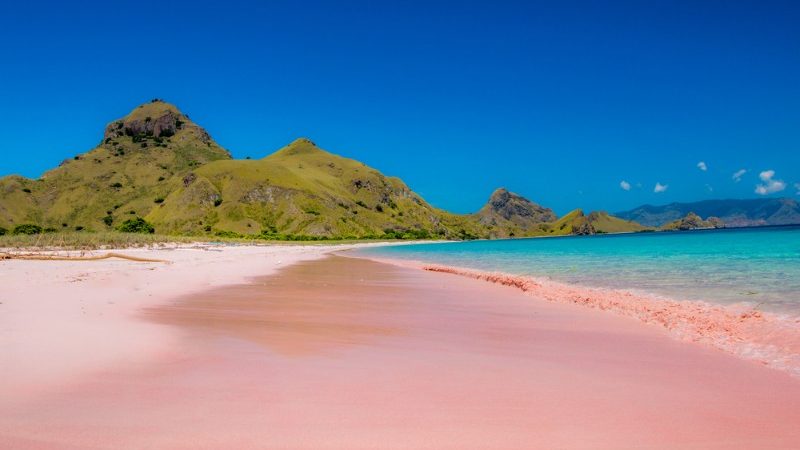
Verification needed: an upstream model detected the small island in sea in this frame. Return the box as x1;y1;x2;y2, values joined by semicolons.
2;2;799;449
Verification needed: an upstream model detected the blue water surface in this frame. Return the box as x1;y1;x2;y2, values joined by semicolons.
354;227;800;314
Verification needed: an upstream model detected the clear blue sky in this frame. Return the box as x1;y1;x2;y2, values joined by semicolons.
1;1;798;215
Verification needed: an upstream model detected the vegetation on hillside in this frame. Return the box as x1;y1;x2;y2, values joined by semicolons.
0;100;650;244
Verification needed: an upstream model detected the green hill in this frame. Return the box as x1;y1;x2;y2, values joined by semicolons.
0;100;230;232
521;209;649;237
586;211;650;234
147;137;487;239
0;100;648;241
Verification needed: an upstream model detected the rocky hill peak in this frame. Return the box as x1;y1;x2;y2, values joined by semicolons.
101;99;219;148
275;137;324;157
481;188;557;222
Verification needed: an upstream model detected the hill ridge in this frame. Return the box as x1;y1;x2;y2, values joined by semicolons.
1;100;645;240
617;198;800;227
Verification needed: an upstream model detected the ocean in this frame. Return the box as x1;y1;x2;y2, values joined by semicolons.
356;226;800;315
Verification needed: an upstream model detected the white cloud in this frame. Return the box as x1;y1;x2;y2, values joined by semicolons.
754;170;786;195
654;182;668;193
620;180;631;191
697;161;707;171
732;169;747;182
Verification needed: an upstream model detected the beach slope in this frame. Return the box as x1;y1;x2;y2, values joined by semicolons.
1;251;799;448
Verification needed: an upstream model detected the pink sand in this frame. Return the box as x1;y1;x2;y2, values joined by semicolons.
2;252;800;448
362;256;800;377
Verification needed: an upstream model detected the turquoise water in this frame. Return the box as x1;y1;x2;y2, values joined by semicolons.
356;226;800;314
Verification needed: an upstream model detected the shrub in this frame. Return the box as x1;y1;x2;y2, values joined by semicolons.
214;230;243;239
0;226;7;236
44;228;57;233
117;217;155;234
375;204;384;213
22;188;32;193
157;176;165;182
102;215;114;226
110;182;123;189
355;200;368;208
13;224;43;235
214;199;223;207
154;197;165;204
74;226;85;231
458;229;479;240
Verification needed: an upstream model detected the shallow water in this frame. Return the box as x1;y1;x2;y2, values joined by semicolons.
356;226;800;315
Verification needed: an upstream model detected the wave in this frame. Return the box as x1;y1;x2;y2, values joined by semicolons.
361;256;800;377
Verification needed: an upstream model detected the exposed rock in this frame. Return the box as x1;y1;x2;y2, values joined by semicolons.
104;110;179;140
572;218;596;235
183;173;197;187
706;216;724;228
476;188;557;226
662;212;725;231
675;212;704;230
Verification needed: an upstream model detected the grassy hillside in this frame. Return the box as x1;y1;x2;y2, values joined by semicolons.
147;138;486;239
0;100;230;232
587;211;650;234
0;100;649;242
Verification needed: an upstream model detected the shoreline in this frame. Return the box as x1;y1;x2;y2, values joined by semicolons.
2;247;800;448
0;243;384;402
343;253;800;377
3;254;800;448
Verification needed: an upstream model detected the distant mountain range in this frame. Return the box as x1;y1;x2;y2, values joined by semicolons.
616;198;800;228
0;100;644;240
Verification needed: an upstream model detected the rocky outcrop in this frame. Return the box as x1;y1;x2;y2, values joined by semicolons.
706;216;724;228
571;218;596;235
662;212;726;231
104;108;181;140
476;188;556;225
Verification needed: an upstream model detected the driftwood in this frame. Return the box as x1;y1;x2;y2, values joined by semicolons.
0;252;169;263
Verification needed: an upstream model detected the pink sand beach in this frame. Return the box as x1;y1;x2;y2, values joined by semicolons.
2;246;800;449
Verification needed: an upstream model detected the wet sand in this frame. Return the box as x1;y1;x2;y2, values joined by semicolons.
2;255;800;449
